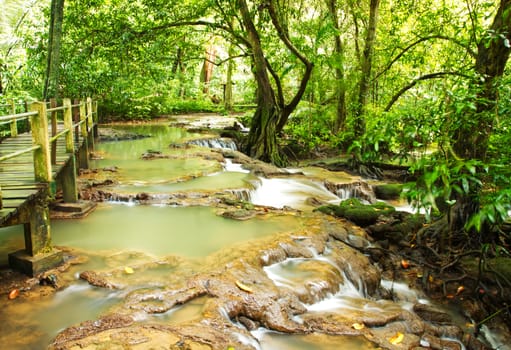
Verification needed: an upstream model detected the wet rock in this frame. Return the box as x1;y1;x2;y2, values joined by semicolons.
260;248;287;266
237;315;260;330
373;183;403;200
141;150;169;159
326;224;350;242
328;240;381;295
79;271;119;289
413;303;453;324
305;196;329;207
50;314;134;350
421;334;463;350
366;211;424;243
220;208;257;220
103;166;118;172
98;128;149;142
317;199;395;227
279;242;315;259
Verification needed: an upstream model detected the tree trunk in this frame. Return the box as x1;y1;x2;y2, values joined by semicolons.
450;0;511;235
353;0;380;138
327;0;348;132
224;44;235;111
200;45;216;95
43;0;65;100
236;0;313;166
237;0;284;165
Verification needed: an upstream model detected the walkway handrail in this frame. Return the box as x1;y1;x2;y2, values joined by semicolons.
0;97;97;207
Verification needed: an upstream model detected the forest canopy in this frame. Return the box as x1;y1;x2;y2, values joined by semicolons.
1;0;511;243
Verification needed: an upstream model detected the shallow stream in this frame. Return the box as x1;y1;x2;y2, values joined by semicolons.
0;116;504;349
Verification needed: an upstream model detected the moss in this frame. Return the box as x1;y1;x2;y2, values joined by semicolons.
343;207;380;226
373;184;403;200
315;205;338;216
372;201;396;216
316;199;397;227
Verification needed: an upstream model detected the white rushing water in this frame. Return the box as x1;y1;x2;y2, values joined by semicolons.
250;177;341;210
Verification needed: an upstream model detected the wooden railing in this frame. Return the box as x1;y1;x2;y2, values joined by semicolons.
0;98;97;207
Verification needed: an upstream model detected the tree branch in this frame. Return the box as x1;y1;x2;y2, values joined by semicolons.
374;35;476;81
266;1;314;131
265;57;285;108
384;71;471;111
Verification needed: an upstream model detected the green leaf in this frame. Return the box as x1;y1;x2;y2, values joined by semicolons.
461;177;469;193
465;163;476;175
466;214;482;232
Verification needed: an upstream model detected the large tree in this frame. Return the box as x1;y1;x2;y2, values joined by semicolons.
352;0;380;138
449;0;511;234
231;0;314;165
43;0;65;99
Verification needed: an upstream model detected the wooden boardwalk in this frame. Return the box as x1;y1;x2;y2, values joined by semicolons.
0;98;96;276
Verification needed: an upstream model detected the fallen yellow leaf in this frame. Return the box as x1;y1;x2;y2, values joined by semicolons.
389;332;404;345
235;280;253;293
124;267;134;274
8;289;20;300
352;323;365;330
400;259;410;269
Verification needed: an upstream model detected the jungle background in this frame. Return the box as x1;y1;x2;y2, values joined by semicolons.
1;0;511;334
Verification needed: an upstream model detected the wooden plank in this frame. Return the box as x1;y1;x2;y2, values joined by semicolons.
2;189;40;199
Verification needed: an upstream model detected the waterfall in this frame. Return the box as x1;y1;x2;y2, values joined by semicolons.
227;188;253;201
186;137;237;151
324;180;376;203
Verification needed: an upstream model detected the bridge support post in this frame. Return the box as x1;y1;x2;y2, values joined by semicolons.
8;187;63;276
61;155;78;203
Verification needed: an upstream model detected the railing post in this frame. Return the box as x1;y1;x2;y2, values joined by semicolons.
50;98;58;165
30;102;52;182
78;100;89;169
80;99;87;138
93;100;99;138
63;98;74;153
9;99;18;137
86;97;95;151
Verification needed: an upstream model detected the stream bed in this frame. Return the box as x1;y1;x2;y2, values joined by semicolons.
0;114;506;350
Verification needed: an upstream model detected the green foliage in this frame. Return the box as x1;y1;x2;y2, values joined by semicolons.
404;155;511;231
284;102;336;152
100;95;222;120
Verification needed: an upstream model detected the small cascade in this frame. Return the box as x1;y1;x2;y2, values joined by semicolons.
324;180;376;203
186;137;237;150
223;159;250;173
226;188;253;201
250;178;340;209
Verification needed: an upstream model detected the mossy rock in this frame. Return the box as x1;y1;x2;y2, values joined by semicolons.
343;207;380;226
371;201;396;216
315;205;338;216
317;199;396;227
373;184;403;200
